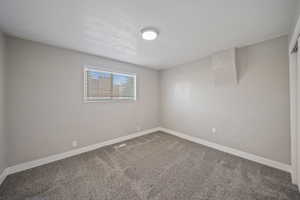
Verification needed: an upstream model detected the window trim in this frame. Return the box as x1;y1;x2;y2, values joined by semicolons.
83;66;137;102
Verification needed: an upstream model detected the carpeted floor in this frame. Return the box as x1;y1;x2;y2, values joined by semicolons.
0;131;299;200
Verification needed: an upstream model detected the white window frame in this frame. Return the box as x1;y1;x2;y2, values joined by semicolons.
84;66;137;102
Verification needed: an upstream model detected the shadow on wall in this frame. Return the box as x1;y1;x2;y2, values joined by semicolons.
236;47;249;83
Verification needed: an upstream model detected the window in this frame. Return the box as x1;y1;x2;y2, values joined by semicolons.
84;67;136;102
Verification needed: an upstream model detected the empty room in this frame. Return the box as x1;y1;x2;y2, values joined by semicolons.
1;0;300;199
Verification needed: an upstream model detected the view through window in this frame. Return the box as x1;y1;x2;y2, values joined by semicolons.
84;68;136;101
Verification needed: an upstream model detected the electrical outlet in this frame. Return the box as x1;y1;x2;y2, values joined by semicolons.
72;140;77;147
212;128;217;134
136;126;141;131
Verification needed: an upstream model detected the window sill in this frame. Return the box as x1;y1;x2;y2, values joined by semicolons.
84;98;136;103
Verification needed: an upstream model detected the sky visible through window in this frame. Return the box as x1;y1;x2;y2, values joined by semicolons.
113;74;130;85
88;71;130;85
86;69;135;100
88;71;111;79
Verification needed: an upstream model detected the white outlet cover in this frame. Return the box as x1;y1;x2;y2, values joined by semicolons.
212;128;217;133
72;141;77;147
136;126;141;131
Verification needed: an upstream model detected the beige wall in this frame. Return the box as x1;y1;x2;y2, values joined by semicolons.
0;32;7;173
160;36;290;164
3;35;291;167
6;37;160;166
291;0;300;40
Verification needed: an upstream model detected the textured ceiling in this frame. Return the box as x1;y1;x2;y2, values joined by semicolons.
0;0;297;69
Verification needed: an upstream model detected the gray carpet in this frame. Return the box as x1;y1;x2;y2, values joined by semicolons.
0;131;299;200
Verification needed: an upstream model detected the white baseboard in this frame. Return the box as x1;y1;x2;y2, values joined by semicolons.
0;168;8;186
5;127;160;177
0;126;292;187
159;127;292;173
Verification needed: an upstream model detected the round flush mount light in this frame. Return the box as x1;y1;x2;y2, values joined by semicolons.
141;28;159;41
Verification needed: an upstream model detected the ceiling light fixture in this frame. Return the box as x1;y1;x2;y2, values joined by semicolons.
141;28;159;41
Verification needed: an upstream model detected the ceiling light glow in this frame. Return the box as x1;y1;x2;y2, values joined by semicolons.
141;28;158;41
